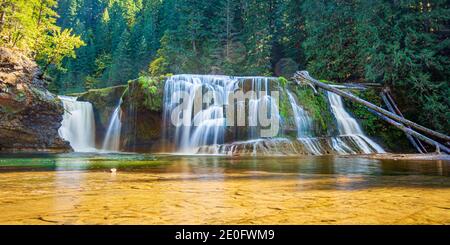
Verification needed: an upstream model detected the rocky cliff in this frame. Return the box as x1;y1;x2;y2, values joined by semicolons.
0;48;72;153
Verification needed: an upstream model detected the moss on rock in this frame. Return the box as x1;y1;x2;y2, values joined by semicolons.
120;76;167;152
292;85;335;135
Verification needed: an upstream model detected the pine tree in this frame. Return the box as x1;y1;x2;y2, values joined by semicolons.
109;29;134;85
360;0;450;133
241;0;274;75
302;0;363;82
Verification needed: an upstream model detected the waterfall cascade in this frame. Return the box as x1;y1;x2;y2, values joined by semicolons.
58;96;96;152
162;74;385;156
286;90;313;138
163;75;280;153
327;92;385;154
102;100;123;152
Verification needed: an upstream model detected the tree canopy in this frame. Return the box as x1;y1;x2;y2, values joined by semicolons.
0;0;85;76
1;0;448;133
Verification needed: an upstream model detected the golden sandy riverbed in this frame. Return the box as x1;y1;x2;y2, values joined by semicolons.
0;168;449;224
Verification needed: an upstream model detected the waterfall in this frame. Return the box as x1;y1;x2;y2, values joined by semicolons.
102;100;122;152
163;74;281;153
327;92;385;153
162;74;385;156
58;96;96;152
286;90;313;137
163;75;228;152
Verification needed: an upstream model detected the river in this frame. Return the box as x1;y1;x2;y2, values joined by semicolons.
0;153;448;224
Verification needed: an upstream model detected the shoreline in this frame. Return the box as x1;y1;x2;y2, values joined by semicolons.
345;153;450;161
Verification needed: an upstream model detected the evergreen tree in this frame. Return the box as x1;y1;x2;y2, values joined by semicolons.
22;0;447;133
360;0;450;133
109;29;134;85
302;0;363;82
240;0;274;76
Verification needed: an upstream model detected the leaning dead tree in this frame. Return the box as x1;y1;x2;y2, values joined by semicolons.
380;91;427;153
293;71;450;154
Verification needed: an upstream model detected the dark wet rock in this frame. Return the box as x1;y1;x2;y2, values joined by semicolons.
120;78;164;152
0;48;72;153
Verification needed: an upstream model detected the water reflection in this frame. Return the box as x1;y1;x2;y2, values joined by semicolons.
0;153;448;177
0;153;449;224
53;158;89;222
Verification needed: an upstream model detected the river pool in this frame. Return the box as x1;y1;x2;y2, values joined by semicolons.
0;153;449;224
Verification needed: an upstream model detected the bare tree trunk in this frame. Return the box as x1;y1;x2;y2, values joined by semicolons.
368;109;450;154
384;90;427;152
294;71;450;144
381;92;424;153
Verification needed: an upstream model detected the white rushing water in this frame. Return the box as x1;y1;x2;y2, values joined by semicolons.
286;90;313;138
163;74;281;153
102;100;123;152
162;74;385;156
327;92;385;153
58;96;96;152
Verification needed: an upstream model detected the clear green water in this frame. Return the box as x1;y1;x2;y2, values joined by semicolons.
0;153;448;177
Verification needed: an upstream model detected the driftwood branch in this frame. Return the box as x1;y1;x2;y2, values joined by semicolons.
293;71;450;145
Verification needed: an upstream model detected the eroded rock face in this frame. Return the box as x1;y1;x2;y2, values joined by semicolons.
0;48;72;153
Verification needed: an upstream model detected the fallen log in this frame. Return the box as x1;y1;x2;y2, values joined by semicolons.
380;92;425;153
294;71;450;144
368;108;450;154
384;90;427;153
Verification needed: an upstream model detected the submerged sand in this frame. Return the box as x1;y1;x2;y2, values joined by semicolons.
0;170;449;224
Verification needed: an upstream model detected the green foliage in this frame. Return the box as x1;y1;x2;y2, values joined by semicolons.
358;0;450;134
6;0;444;136
136;76;164;112
301;0;450;134
344;89;412;152
293;86;334;133
0;0;84;79
277;77;292;121
278;90;290;120
36;28;85;73
302;1;363;82
84;75;100;90
278;77;289;88
149;57;169;77
51;0;309;90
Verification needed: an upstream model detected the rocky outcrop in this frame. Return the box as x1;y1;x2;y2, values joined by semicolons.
121;78;164;152
77;77;165;152
77;85;127;147
0;48;72;153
